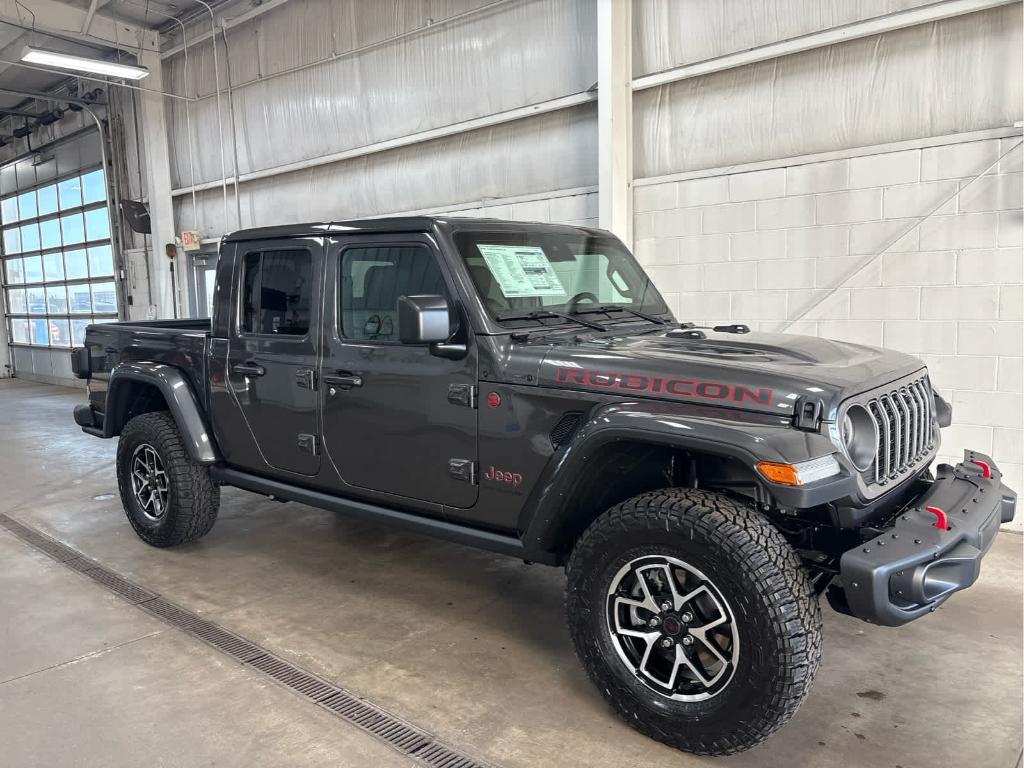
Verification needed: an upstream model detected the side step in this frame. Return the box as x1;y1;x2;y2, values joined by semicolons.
209;466;559;565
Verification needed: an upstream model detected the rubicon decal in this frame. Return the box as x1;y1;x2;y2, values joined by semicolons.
555;367;773;405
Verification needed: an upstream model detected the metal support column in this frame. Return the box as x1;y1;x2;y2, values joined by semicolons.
597;0;633;248
137;50;181;319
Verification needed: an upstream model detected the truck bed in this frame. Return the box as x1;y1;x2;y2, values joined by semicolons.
82;318;212;415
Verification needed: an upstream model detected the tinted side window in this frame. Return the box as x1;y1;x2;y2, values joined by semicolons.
340;245;447;341
240;249;312;336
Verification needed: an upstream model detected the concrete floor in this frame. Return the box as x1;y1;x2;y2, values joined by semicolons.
0;378;1021;768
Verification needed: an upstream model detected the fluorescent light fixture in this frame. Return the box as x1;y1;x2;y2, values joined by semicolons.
21;47;149;80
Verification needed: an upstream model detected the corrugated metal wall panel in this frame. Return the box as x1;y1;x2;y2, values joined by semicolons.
174;103;596;233
634;5;1023;178
164;0;596;190
632;0;942;77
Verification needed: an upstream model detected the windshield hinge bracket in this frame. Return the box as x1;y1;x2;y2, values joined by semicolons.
792;396;824;431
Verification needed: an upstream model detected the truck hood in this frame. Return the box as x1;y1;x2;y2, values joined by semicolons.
529;328;925;419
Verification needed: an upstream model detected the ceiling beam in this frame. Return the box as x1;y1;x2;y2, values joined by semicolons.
0;0;159;52
632;0;1018;92
0;86;101;105
81;0;110;34
160;0;292;59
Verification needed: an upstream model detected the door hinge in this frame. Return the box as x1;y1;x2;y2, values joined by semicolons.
448;458;477;484
447;383;477;409
296;368;316;390
297;433;318;455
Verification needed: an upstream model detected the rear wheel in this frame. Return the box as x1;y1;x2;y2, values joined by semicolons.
116;411;220;547
566;488;822;755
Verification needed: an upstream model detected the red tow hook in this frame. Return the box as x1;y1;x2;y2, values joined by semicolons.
925;506;950;531
971;459;992;479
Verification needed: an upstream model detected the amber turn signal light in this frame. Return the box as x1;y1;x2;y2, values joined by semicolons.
756;455;841;486
756;461;802;486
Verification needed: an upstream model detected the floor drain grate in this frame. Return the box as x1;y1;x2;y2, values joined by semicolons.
248;654;339;701
84;567;158;604
0;514;86;563
415;742;490;768
319;690;433;755
140;597;265;662
0;513;496;768
62;555;98;572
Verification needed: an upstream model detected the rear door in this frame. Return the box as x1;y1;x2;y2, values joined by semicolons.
319;235;478;508
225;238;322;476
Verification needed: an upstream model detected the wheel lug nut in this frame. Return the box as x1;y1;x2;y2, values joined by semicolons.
660;637;674;648
681;611;694;623
681;635;694;646
648;617;661;628
660;601;672;611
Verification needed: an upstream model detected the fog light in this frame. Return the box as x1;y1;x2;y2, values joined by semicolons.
757;455;841;486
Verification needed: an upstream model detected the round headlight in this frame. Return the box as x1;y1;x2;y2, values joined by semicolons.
842;413;855;448
841;404;878;472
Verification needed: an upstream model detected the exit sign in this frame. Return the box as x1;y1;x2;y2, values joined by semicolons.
180;230;203;251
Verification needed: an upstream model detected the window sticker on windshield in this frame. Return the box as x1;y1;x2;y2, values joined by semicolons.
476;244;567;297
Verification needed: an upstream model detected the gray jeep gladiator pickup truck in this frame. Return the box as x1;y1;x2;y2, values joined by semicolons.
71;217;1016;755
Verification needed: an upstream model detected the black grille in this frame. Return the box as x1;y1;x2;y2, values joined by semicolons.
550;412;583;448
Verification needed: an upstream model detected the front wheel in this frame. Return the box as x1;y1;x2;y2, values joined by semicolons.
116;411;220;547
566;488;822;756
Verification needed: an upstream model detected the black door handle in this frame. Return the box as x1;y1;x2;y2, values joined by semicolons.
233;362;266;377
323;372;363;389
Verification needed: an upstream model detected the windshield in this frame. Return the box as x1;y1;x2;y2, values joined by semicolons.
452;229;670;325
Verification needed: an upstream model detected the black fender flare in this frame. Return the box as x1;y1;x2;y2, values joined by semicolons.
104;362;220;464
519;400;850;555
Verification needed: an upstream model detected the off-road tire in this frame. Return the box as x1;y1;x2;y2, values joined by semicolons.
116;411;220;547
566;488;822;756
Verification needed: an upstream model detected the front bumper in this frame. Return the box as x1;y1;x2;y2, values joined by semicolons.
837;450;1015;626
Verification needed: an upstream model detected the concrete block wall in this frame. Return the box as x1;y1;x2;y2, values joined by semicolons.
634;131;1024;515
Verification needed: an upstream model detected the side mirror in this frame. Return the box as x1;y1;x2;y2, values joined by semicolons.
398;295;451;344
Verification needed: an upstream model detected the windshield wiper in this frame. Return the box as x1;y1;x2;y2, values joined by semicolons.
495;310;608;332
572;304;668;325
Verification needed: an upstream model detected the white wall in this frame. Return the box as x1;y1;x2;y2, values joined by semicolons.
633;131;1023;500
631;2;1023;523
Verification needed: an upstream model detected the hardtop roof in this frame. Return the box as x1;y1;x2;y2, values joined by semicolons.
220;216;605;243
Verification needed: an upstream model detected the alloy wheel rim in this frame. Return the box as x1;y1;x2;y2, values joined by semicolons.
606;554;739;701
130;443;170;521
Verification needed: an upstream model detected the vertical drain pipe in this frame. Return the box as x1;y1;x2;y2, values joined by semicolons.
191;0;231;231
220;20;243;230
80;103;126;315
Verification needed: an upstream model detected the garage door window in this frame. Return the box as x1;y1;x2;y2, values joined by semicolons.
1;167;116;348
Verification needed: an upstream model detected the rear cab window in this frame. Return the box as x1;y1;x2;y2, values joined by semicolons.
239;249;313;336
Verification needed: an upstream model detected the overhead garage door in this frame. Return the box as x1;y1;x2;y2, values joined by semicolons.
1;129;119;383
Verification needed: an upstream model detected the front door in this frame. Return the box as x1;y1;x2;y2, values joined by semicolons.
225;238;321;476
320;236;478;508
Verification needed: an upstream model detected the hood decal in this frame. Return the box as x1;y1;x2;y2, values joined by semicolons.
555;367;773;406
528;328;925;419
